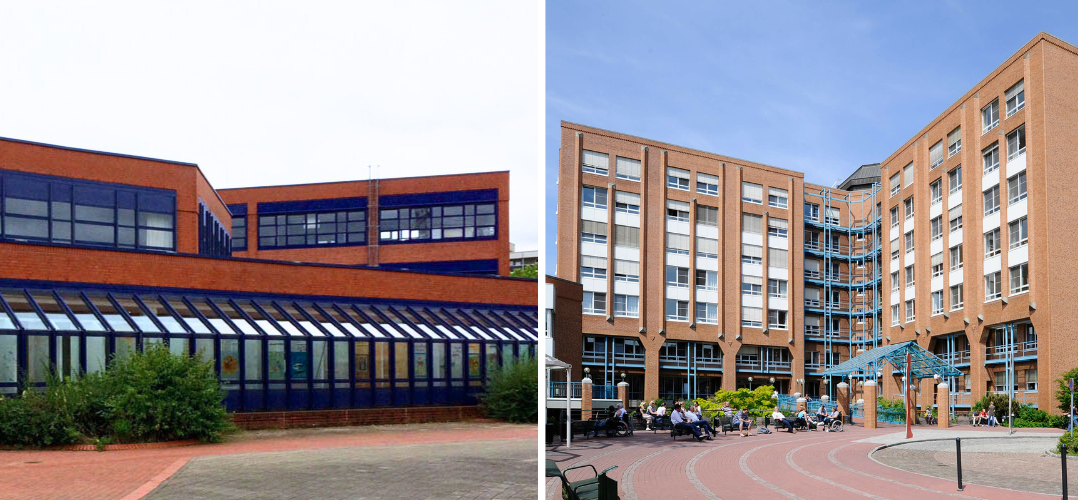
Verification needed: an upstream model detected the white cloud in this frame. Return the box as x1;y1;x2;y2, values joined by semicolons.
0;1;539;248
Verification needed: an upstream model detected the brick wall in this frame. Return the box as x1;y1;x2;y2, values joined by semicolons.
231;405;484;430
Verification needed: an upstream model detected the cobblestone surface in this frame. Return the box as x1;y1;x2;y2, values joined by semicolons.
147;438;537;500
874;436;1075;496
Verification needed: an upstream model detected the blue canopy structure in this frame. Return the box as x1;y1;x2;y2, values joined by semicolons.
822;341;961;379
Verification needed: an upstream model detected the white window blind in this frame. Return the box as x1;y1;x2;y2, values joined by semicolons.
890;172;900;192
581;256;607;269
697;237;718;254
805;288;820;300
667;233;690;250
930;141;943;167
667;200;690;211
805;259;820;271
742;244;762;259
949;205;962;220
768;248;788;268
616;157;641;179
614;225;639;247
583;150;608;170
697;172;719;184
948;128;961;150
615;191;640;205
667;167;690;179
804;316;820;327
742;213;763;234
741;307;762;323
769;187;787;197
931;252;943;267
743;275;762;286
769;218;788;230
903;163;913;187
614;259;639;275
582;220;607;236
1005;80;1024;101
742;182;763;201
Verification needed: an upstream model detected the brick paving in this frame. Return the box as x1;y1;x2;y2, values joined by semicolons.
0;422;536;500
546;423;1067;499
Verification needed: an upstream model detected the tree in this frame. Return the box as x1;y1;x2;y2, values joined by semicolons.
1054;366;1078;414
510;263;538;278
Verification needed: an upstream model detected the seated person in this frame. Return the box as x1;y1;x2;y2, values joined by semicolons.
642;401;656;430
815;405;828;425
824;408;841;430
733;408;753;437
685;405;716;437
610;403;627;427
720;402;734;417
794;409;809;429
924;408;936;425
771;407;795;433
973;409;988;427
670;403;707;441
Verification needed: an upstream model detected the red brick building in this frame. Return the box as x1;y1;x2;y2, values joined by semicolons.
553;32;1078;412
0;136;536;413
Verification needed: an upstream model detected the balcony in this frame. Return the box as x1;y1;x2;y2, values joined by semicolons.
582;350;605;364
614;351;646;365
548;381;618;400
985;341;1037;362
987;390;1039;405
658;353;689;369
933;350;971;366
805;361;822;372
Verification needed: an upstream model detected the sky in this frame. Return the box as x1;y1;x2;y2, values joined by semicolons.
0;1;541;250
545;0;1078;272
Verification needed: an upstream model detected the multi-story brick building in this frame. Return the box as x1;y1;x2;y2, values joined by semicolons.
0;136;537;414
553;32;1078;412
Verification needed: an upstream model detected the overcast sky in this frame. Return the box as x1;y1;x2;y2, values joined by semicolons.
0;1;540;250
546;0;1078;271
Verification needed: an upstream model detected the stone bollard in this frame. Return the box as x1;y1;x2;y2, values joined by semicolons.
837;382;850;417
581;376;593;421
618;381;629;410
937;382;950;428
864;380;877;429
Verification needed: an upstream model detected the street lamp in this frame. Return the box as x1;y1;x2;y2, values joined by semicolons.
748;376;754;390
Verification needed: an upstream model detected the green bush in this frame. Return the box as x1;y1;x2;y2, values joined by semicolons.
480;357;537;423
1059;432;1078;455
694;386;776;419
0;345;232;447
972;393;1019;422
1054;366;1078;414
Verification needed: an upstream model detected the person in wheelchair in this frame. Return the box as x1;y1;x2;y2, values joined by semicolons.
823;408;842;431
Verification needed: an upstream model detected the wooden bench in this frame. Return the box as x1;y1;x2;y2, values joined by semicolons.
547;459;620;500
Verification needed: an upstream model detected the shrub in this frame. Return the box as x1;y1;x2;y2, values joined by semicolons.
480;356;537;423
0;391;78;447
695;386;776;419
1054;366;1078;415
1059;432;1078;455
104;345;232;442
972;393;1021;422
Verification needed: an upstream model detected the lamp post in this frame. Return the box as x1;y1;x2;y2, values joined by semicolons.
748;376;754;390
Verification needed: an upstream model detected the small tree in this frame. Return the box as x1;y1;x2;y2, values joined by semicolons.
1054;366;1078;414
510;263;538;279
694;386;776;420
480;357;538;423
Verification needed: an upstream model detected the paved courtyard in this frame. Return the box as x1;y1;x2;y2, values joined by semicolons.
546;423;1067;500
0;422;536;500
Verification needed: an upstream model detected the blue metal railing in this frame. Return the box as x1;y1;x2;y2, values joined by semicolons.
548;381;618;400
776;394;838;414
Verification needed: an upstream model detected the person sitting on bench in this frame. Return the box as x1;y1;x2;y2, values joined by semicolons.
794;408;809;430
923;408;936;425
771;407;795;433
733;408;752;437
642;400;656;431
815;405;828;425
670;403;708;441
685;404;717;437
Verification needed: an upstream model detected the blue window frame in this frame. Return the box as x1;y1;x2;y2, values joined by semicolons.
199;201;232;257
256;198;367;250
229;204;247;251
0;169;176;252
0;281;537;410
378;189;498;244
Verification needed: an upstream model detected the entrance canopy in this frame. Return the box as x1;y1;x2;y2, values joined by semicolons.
822;341;961;379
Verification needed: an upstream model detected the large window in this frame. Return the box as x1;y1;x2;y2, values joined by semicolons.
948;127;962;157
930;140;944;169
615;156;640;181
931;216;943;241
982;99;999;134
983;144;999;175
768;218;788;239
231;214;247;251
583;292;606;315
743;213;762;234
582;150;608;175
1010;263;1029;294
697;205;718;226
1009;217;1028;249
985;228;1001;257
768;279;787;298
198;202;232;257
0;170;176;252
697;173;719;196
905;265;915;287
985;272;1001;300
614;295;639;317
696;303;717;324
949;205;963;232
890;206;899;228
666;233;689;255
951;284;963;310
949;166;962;194
741;243;762;264
697;236;718;259
950;244;963;271
741;276;762;296
667;167;690;190
614;191;640;214
768;187;788;209
696;270;718;291
667;200;690;222
666;266;689;288
932;290;943;315
768;248;788;269
1007;125;1026;160
741;182;762;204
1008;172;1027;205
931;252;944;277
1005;80;1024;117
905;299;915;322
905;231;914;254
581;221;608;244
378;202;491;243
904;163;913;188
768;310;788;329
741;306;762;328
904;197;914;220
614;225;639;247
930;179;942;205
806;202;820;221
614;260;639;282
667;300;689;322
580;256;607;279
983;186;1000;216
890;172;900;197
891;305;900;326
582;186;608;209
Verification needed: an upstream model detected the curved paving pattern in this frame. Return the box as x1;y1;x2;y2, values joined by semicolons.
546;425;1064;499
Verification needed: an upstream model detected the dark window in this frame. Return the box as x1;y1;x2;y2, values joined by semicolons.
379;203;495;242
258;209;366;249
198;202;231;257
232;215;247;251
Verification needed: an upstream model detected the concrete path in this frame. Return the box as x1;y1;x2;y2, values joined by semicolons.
0;422;536;500
546;423;1066;499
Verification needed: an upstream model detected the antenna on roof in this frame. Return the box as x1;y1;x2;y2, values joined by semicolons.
832;178;841;188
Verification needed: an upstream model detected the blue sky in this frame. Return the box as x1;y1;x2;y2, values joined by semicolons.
545;0;1078;271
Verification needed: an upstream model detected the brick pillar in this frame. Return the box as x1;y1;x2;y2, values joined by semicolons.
937;382;950;429
864;380;877;429
836;382;850;416
581;377;593;421
618;381;629;409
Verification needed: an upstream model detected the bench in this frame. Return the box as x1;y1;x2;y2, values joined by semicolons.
547;459;620;500
714;415;755;435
